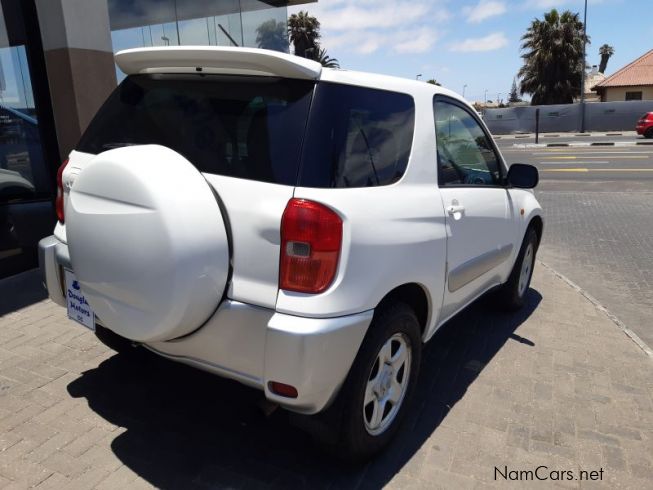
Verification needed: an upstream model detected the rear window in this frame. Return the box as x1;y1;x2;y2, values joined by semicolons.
77;74;314;185
77;76;415;188
299;83;415;188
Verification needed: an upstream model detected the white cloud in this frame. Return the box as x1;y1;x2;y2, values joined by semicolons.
464;1;507;23
288;0;446;55
327;27;439;55
317;3;431;31
449;32;509;52
394;28;439;54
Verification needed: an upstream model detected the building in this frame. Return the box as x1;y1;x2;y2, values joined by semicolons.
593;48;653;102
579;65;606;103
0;0;314;279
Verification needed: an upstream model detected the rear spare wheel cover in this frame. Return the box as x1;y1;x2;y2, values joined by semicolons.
66;145;229;342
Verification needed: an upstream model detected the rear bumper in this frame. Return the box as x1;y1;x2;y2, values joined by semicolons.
147;303;372;414
38;235;70;307
39;235;372;414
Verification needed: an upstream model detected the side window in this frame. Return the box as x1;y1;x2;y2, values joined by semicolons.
434;99;502;187
299;83;415;188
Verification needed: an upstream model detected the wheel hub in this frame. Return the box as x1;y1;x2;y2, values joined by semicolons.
363;332;412;436
375;365;393;398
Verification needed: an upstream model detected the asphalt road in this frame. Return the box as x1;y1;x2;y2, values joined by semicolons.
498;141;653;350
501;145;653;183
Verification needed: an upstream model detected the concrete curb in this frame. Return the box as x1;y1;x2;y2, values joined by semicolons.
494;132;637;140
514;141;653;148
538;260;653;359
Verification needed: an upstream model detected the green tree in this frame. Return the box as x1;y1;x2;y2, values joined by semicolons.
426;79;442;86
287;11;320;59
518;9;589;105
312;47;340;68
256;20;288;52
508;78;522;103
598;44;614;73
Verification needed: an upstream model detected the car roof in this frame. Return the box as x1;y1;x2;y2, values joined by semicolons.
115;46;467;104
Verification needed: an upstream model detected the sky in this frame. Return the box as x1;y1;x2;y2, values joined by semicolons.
288;0;652;103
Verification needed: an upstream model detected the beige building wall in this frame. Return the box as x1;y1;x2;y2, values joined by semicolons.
603;86;653;102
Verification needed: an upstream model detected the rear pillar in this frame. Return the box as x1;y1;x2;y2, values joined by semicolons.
35;0;117;159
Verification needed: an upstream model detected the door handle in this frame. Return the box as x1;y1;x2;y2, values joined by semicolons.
446;204;465;215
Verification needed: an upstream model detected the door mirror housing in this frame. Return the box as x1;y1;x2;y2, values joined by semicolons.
507;163;538;189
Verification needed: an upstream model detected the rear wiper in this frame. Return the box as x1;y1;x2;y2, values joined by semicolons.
100;142;138;150
358;128;380;186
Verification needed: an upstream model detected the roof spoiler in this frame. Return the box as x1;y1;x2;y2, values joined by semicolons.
115;46;322;80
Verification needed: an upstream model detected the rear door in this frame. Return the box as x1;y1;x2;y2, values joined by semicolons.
434;96;516;320
69;74;315;309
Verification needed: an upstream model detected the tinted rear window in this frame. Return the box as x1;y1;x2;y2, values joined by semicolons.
77;74;314;185
299;82;415;188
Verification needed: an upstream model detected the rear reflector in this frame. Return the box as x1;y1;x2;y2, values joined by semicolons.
279;198;342;294
268;381;298;398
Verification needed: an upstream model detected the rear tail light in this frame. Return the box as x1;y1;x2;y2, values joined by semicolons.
279;198;342;294
55;159;69;223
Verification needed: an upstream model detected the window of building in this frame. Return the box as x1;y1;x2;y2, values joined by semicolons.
625;91;643;101
108;0;290;81
1;0;57;278
299;83;415;188
434;98;502;187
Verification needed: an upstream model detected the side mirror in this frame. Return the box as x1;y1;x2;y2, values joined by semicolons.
507;163;539;189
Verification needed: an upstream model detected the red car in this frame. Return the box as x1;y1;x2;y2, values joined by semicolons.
636;112;653;138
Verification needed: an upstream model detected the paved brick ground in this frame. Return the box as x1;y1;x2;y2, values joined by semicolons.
536;189;653;349
0;265;652;489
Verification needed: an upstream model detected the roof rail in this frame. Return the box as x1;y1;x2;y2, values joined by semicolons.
115;46;322;80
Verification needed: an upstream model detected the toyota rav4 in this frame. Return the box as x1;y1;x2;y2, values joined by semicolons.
39;46;543;460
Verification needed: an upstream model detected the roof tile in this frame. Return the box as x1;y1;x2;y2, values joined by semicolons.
594;49;653;88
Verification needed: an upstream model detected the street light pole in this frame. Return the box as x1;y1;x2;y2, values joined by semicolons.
580;0;588;133
416;74;422;80
463;84;467;98
173;0;181;45
484;89;488;104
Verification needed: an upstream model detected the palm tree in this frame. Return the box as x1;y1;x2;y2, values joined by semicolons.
255;20;288;52
598;44;614;73
313;47;340;68
287;11;320;59
518;9;589;105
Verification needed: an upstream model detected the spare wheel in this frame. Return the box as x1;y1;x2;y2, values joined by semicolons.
66;145;229;342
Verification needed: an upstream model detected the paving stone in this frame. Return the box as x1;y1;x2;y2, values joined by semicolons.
1;265;652;488
536;190;653;349
601;445;626;472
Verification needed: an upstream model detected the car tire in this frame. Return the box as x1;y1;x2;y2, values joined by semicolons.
331;302;422;461
495;227;539;311
645;128;653;139
95;325;140;356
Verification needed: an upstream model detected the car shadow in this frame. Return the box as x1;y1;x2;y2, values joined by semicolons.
0;269;47;316
67;288;542;489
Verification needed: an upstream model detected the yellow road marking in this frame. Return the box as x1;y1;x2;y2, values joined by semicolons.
543;155;648;160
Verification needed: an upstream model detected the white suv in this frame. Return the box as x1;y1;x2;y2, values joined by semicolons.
39;47;543;459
